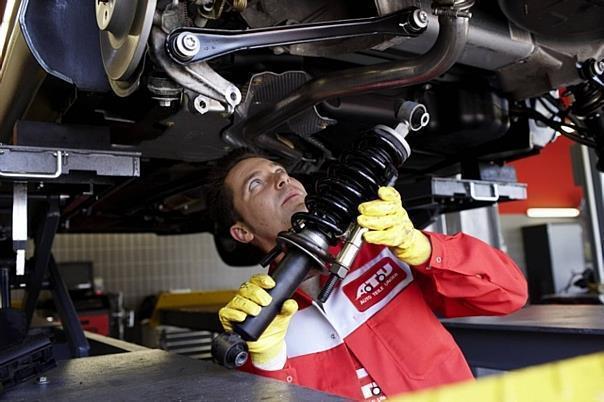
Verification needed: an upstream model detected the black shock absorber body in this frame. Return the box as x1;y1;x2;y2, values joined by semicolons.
572;58;604;170
212;104;428;368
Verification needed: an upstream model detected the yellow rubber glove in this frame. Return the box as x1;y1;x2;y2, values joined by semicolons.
357;186;432;266
219;273;298;365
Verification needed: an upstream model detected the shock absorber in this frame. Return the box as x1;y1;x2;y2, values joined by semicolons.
570;58;604;170
211;101;430;368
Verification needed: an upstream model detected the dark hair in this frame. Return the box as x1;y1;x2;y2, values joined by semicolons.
206;148;262;235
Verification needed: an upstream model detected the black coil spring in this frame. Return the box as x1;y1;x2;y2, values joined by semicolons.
571;81;604;118
291;127;409;242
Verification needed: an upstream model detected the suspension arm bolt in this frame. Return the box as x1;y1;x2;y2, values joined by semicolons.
172;32;201;61
413;10;429;29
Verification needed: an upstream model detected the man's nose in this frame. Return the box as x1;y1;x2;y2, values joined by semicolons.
275;171;289;189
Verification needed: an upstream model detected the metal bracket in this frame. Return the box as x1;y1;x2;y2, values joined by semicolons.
1;151;63;179
401;177;525;230
150;27;241;114
193;94;228;115
469;181;500;202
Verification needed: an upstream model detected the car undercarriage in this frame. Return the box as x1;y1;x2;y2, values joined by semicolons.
0;0;603;256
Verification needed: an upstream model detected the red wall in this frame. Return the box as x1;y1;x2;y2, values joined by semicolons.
498;136;583;214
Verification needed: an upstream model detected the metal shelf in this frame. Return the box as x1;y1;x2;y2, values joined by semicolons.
402;177;527;214
0;144;140;182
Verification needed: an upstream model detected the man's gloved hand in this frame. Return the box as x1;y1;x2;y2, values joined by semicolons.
219;273;298;365
357;186;432;266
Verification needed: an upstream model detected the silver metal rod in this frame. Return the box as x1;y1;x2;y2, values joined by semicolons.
13;183;28;276
336;224;368;272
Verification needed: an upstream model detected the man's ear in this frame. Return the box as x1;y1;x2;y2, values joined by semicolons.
229;221;255;244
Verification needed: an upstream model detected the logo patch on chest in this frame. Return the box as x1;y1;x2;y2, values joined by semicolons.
342;256;408;312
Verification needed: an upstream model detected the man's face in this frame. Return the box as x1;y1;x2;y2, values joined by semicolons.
225;157;307;252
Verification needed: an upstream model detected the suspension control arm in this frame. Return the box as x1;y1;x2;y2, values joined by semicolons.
166;8;428;64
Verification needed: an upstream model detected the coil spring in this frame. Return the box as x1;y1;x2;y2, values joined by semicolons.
572;81;604;118
291;128;408;242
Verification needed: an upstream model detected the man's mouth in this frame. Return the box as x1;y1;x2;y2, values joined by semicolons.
282;192;302;206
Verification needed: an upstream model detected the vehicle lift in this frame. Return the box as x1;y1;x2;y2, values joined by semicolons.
0;141;140;392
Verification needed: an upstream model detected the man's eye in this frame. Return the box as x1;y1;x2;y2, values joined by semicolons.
249;178;262;191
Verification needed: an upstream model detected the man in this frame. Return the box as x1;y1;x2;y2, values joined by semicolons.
208;149;528;400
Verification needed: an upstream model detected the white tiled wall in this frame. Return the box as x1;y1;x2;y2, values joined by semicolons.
50;214;578;311
51;233;263;309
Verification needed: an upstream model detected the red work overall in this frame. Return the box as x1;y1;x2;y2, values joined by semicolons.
242;231;528;400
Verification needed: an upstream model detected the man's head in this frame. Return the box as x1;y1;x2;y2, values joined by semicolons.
207;149;307;253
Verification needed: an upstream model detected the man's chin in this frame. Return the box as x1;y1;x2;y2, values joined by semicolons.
285;202;307;214
296;202;308;213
